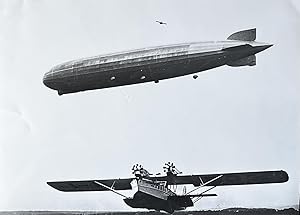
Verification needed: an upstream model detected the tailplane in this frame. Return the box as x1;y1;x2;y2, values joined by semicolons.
227;28;256;41
226;28;257;67
227;55;256;67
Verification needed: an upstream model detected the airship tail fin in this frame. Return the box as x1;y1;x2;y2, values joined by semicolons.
227;55;256;67
227;28;256;41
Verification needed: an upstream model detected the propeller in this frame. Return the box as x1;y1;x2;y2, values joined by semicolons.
132;164;151;178
132;164;143;174
163;162;182;175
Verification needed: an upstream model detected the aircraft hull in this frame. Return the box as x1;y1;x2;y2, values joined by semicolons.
43;41;272;95
124;191;193;214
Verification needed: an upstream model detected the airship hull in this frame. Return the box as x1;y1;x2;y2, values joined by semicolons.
54;48;226;95
43;29;272;95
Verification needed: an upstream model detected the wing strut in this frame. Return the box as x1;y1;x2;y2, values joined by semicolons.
193;186;217;203
186;174;223;195
94;181;129;199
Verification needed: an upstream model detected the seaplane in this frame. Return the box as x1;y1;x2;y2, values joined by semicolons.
47;162;288;214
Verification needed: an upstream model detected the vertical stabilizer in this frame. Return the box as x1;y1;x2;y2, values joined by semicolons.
227;28;256;41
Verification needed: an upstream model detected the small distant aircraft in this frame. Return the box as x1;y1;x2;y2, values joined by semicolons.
156;20;167;25
47;162;288;214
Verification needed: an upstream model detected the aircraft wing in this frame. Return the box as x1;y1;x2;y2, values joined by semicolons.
152;170;288;187
47;178;134;192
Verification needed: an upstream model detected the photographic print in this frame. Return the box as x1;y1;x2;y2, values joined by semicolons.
0;0;299;214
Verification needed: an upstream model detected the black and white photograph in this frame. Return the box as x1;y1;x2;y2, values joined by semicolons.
0;0;299;214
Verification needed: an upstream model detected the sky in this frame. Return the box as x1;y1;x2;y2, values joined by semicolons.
0;0;299;212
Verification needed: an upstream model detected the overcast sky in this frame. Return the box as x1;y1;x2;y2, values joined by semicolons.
0;0;299;212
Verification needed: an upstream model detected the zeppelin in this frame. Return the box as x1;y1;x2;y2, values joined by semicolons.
43;28;272;95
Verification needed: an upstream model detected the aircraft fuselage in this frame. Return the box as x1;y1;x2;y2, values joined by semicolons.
124;178;192;214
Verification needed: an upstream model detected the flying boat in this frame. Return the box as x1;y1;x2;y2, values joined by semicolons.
47;162;288;213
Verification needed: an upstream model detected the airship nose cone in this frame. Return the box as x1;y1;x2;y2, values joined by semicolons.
43;70;54;89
